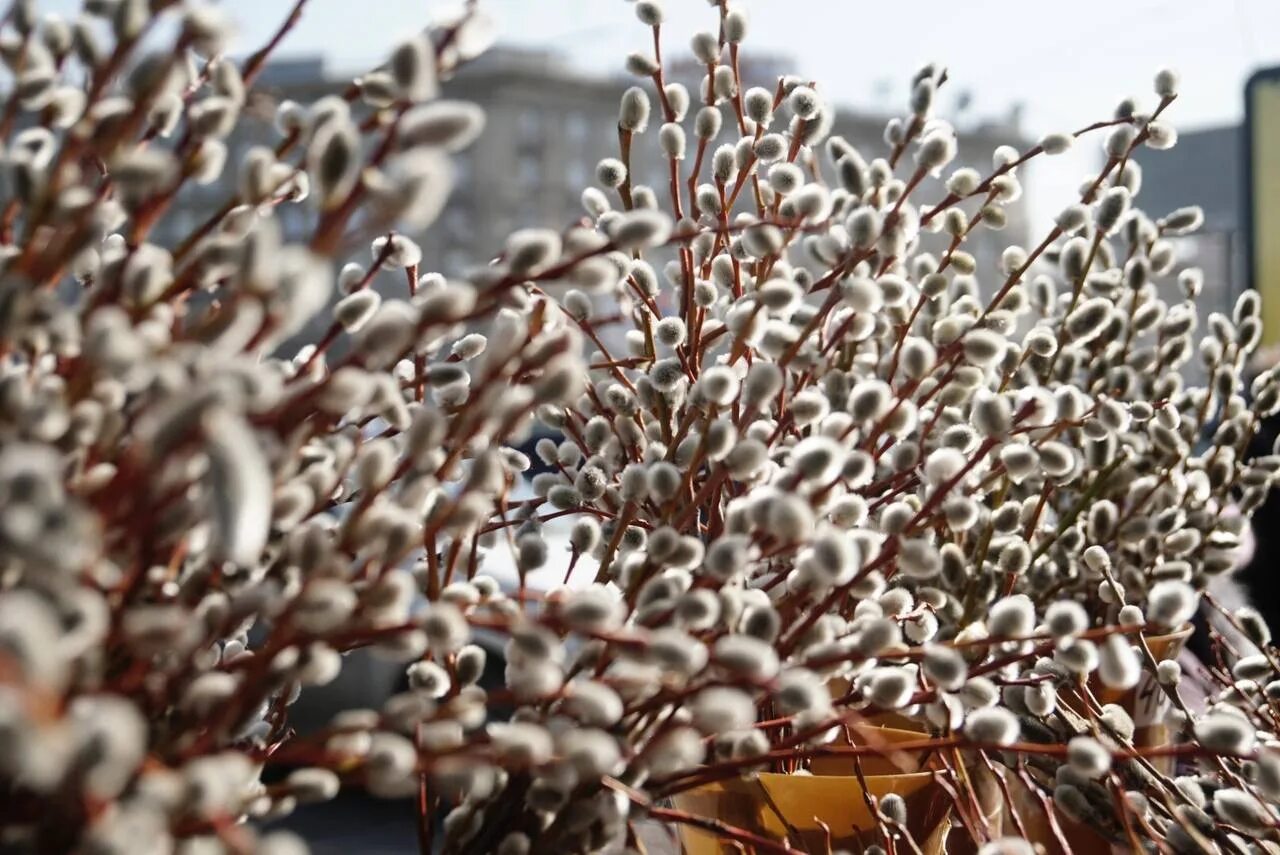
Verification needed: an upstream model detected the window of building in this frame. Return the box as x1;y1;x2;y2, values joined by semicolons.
445;207;473;238
157;208;197;247
517;151;542;191
443;247;471;276
1167;234;1200;263
517;109;543;146
453;153;473;186
517;197;542;227
566;111;589;149
277;205;309;241
643;165;667;195
566;157;590;192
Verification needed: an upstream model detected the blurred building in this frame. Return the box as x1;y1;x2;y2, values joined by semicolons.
184;52;1035;806
1133;125;1244;321
166;47;1032;281
439;47;1034;275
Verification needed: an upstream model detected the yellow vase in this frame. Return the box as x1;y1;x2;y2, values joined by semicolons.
1009;625;1195;855
1086;624;1194;774
670;724;952;854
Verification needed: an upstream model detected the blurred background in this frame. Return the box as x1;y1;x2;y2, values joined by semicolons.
38;1;1280;850
37;0;1280;321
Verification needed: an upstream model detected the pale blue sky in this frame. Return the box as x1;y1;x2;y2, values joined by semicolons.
36;0;1280;225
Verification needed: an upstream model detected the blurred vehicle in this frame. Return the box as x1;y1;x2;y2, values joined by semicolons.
287;466;594;732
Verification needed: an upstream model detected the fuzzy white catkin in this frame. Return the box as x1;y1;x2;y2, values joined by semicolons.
743;87;772;125
965;707;1020;746
596;157;627;188
915;130;956;174
694;106;722;142
978;840;1036;855
962;329;1006;367
1045;601;1088;639
922;644;967;690
0;5;1270;849
610;209;672;249
659;122;686;159
1023;682;1057;718
923;447;966;486
309;120;360;208
690;30;719;64
723;8;747;42
1065;297;1112;343
1095;186;1131;233
203;410;272;567
1040;132;1072;154
741;362;782;407
334;290;380;332
1066;736;1111;779
894;538;939;580
1146;580;1196;628
789;86;820;121
618;86;651;133
1056;203;1088;233
664;82;690;121
285;767;341;803
1097;633;1141;690
1155;207;1202;238
791;436;842;483
371;234;422;269
801;527;860;586
945;167;980;196
1195;713;1256;754
505;229;561;274
1154;68;1179;97
634;1;663;26
1105;124;1137;157
989;595;1035;637
754;133;786;162
389;34;437;101
972;391;1012;436
867;667;915;709
1238;607;1272;647
690;686;755;733
1213;789;1273;832
1154;659;1181;687
398;101;485;152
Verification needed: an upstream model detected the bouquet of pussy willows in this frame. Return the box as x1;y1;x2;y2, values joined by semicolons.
4;0;1280;853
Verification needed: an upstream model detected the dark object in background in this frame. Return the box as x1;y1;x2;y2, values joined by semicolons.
516;427;564;478
267;637;509;853
266;792;421;854
1233;408;1280;639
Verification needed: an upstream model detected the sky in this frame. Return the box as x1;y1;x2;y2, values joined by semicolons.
40;0;1280;226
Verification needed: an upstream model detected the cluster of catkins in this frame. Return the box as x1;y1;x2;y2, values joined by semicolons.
2;0;1280;852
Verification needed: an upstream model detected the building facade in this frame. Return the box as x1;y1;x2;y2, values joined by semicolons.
167;48;1031;291
1133;125;1244;324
